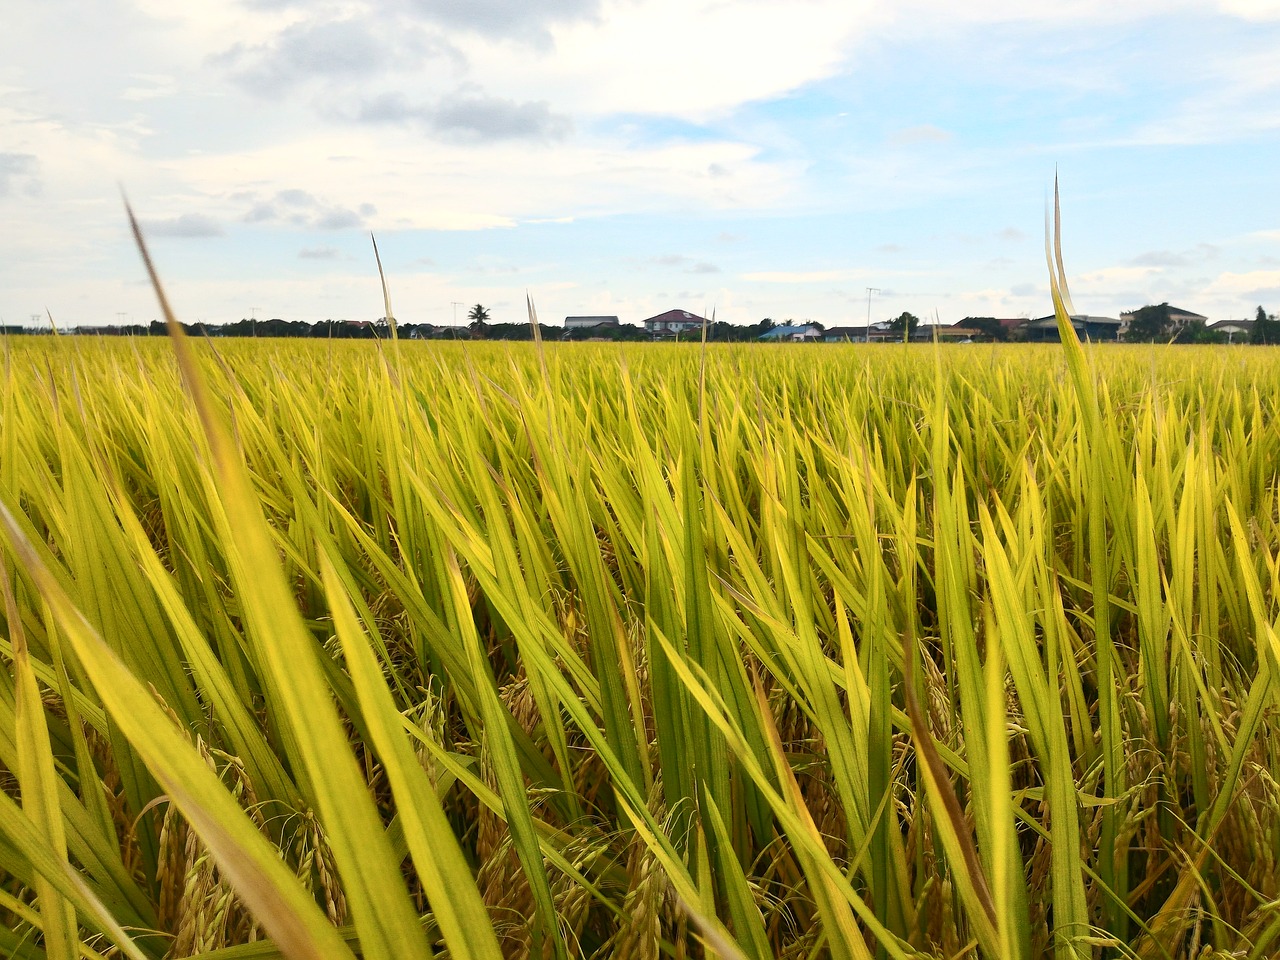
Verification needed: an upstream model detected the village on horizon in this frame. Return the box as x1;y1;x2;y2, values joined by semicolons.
8;302;1275;344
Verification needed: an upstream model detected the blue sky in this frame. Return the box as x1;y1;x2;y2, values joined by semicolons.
3;0;1279;328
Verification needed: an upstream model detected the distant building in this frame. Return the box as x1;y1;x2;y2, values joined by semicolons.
821;322;897;342
956;318;1029;340
565;315;620;330
823;325;867;341
1022;315;1121;342
1209;318;1254;342
643;309;707;335
1118;305;1207;338
423;324;472;339
760;324;823;342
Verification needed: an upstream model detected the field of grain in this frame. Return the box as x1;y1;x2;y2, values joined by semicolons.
2;329;1279;959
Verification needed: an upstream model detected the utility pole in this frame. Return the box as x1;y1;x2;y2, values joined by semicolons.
451;301;464;327
249;307;259;337
865;288;880;343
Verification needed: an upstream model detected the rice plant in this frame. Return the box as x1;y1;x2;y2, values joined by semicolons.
2;221;1280;958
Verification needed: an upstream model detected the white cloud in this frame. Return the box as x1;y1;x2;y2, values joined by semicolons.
139;213;223;238
1075;266;1164;285
219;18;407;95
1128;245;1218;268
406;0;603;45
891;0;1215;25
467;0;878;119
350;89;572;142
120;74;179;102
888;125;952;147
742;270;854;283
0;153;39;196
163;130;796;231
313;208;364;230
1216;0;1280;20
1206;269;1280;297
652;254;720;274
299;245;343;259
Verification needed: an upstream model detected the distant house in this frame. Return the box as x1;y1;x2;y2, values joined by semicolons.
1022;315;1121;342
424;324;472;339
1209;318;1254;342
957;318;1029;340
760;324;823;342
821;322;898;342
644;309;707;335
1118;305;1207;339
907;325;950;342
823;325;867;342
565;315;620;330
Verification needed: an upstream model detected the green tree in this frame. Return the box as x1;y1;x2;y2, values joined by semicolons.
1122;303;1173;342
963;316;1008;341
467;304;491;338
1250;305;1280;344
889;311;920;338
1172;318;1214;344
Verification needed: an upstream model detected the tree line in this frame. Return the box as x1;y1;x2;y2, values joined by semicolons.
11;303;1276;343
1119;304;1279;344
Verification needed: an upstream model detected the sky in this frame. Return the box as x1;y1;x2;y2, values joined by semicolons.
3;0;1280;329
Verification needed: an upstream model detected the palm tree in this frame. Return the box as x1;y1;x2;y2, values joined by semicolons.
467;304;491;339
